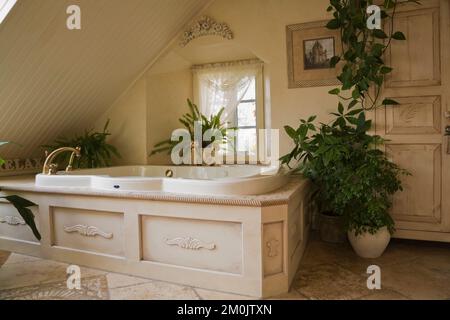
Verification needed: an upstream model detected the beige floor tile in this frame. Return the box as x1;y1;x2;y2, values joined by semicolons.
0;275;109;300
4;253;42;264
380;259;450;300
106;272;152;289
294;263;371;300
0;258;106;290
300;238;419;277
194;288;255;300
359;289;409;300
269;290;309;300
109;280;199;300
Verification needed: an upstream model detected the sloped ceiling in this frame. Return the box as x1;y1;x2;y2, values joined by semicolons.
0;0;211;158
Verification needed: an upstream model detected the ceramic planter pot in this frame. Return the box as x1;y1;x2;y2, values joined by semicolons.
319;212;346;243
348;226;391;258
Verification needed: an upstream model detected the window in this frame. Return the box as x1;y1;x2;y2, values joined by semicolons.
235;77;257;154
0;0;17;24
193;59;263;156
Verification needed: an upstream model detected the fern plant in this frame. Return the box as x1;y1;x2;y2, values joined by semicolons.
150;99;235;156
42;120;120;169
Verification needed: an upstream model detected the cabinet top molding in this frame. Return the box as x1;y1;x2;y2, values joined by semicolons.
180;16;233;47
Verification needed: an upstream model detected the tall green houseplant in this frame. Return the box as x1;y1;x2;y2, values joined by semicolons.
281;0;415;248
43;120;120;169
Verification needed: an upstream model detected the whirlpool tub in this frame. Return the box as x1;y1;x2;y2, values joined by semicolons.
1;164;311;298
35;165;289;195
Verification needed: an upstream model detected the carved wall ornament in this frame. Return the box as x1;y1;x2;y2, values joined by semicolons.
63;224;113;239
266;239;280;258
164;236;216;250
180;16;233;47
0;216;26;226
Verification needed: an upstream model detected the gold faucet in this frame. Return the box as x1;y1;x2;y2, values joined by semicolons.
42;147;82;175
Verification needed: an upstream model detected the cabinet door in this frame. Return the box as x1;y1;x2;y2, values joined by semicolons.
375;0;450;235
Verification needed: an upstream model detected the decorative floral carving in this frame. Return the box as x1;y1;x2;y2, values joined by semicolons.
63;225;113;239
0;216;26;226
180;16;233;47
266;239;280;257
164;236;216;250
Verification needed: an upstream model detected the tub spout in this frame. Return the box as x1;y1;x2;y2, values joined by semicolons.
42;147;81;175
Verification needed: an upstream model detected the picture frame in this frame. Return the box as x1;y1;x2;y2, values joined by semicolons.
286;20;342;88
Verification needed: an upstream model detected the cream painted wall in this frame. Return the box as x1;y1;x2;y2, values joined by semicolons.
95;78;147;165
97;0;338;165
146;67;194;164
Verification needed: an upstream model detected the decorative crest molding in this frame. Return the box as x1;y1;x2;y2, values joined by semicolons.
0;216;26;226
180;16;233;47
164;236;216;250
63;225;113;239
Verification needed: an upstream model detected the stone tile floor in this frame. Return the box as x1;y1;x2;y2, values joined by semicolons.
0;233;449;300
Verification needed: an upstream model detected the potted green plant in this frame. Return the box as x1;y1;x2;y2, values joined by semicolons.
282;0;416;256
42;119;120;169
150;99;235;165
281;116;348;243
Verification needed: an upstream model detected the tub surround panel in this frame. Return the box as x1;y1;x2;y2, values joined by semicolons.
0;177;311;297
0;201;40;244
51;207;125;258
141;216;243;274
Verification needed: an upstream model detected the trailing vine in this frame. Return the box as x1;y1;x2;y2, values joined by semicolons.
326;0;419;113
280;0;419;235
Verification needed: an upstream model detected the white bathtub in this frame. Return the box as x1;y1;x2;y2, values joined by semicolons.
35;165;289;195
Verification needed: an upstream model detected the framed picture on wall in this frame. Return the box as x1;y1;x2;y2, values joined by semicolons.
286;20;342;88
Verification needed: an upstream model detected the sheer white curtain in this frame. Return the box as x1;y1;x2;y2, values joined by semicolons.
192;60;262;124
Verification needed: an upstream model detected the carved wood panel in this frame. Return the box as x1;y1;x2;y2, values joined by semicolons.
263;222;283;277
385;7;441;87
386;144;441;225
385;96;441;134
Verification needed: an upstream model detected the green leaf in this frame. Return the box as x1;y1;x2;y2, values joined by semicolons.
328;88;340;95
338;102;344;115
380;66;393;74
352;88;361;100
284;126;297;140
307;115;317;123
326;19;340;30
371;43;385;57
392;31;406;40
348;100;359;110
373;29;388;39
330;55;341;67
346;108;364;116
382;98;400;105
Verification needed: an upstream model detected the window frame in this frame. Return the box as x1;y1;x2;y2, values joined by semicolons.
192;59;265;162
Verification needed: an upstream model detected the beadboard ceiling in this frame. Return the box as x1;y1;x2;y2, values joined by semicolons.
0;0;211;158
